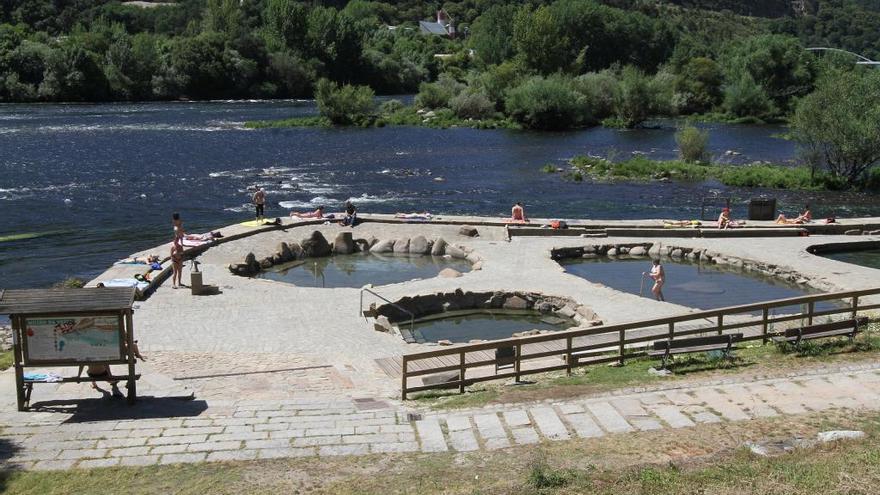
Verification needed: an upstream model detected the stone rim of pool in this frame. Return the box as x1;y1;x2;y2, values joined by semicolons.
369;290;603;344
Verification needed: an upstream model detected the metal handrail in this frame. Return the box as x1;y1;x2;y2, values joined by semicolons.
360;287;415;335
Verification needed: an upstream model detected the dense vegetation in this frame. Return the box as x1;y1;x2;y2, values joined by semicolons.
2;0;880;103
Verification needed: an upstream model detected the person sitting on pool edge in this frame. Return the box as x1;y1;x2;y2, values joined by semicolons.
291;205;326;219
777;204;812;224
717;207;732;229
341;201;357;227
511;202;528;223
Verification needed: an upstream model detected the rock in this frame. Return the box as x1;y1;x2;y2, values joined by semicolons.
373;316;394;333
228;263;252;276
648;244;661;257
333;231;355;254
589;319;603;326
629;246;646;256
458;226;479;237
648;367;672;377
471;261;483;271
618;246;630;254
686;252;698;260
437;339;453;346
535;302;554;313
445;244;466;259
503;296;528;310
558;305;577;318
431;238;447;256
277;242;294;262
244;252;260;273
670;248;683;258
259;258;273;269
845;229;863;236
438;268;462;278
581;253;598;259
576;306;596;320
607;248;618;256
353;238;371;252
372;239;394;253
301;231;332;257
513;330;541;337
583;246;597;254
485;292;506;308
540;316;568;325
817;430;865;442
288;242;303;259
393;238;410;254
269;254;282;265
409;235;429;255
869;230;880;236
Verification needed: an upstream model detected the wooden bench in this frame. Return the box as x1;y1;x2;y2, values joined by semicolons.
771;317;866;350
648;333;742;369
22;367;141;408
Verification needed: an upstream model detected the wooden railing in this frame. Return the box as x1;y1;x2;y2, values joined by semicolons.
399;288;880;399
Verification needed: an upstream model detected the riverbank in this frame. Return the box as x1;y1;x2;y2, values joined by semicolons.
566;155;872;191
244;105;521;130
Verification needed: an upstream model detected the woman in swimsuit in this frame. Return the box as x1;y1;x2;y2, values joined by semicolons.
511;202;527;222
644;259;665;301
291;206;325;219
171;241;184;289
776;204;812;224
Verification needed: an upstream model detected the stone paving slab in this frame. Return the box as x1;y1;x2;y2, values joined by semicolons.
3;368;880;470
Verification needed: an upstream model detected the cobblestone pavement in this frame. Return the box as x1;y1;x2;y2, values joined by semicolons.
2;364;879;471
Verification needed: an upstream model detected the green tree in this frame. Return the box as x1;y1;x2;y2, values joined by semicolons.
469;5;517;66
673;57;723;114
675;124;710;163
723;73;776;119
792;69;880;186
262;0;308;52
39;42;109;101
613;66;656;128
512;5;567;75
314;78;375;125
504;74;586;130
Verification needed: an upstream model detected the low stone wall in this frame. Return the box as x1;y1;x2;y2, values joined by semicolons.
227;230;482;277
552;242;838;292
370;290;602;338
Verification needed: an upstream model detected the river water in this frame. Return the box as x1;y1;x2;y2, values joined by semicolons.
1;100;878;290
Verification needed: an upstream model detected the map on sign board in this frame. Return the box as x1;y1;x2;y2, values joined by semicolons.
24;316;122;363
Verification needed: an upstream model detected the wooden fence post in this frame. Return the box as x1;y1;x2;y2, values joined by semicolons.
618;328;625;365
515;344;521;382
717;314;724;336
762;308;769;344
566;336;573;375
852;296;860;319
401;355;408;400
668;322;675;340
807;302;815;325
459;352;466;394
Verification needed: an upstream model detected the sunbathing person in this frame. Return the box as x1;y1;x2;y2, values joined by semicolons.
777;205;812;224
395;212;432;220
663;220;702;228
510;202;528;223
116;254;159;265
291;206;325;218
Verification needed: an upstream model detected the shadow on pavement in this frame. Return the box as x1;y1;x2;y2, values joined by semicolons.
27;396;208;423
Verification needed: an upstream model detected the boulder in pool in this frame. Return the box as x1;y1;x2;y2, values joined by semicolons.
431;238;447;256
409;235;430;255
244;252;260;273
333;232;355;254
277;242;294;262
393;238;410;254
301;231;331;257
629;246;647;256
445;244;466;259
503;295;528;310
371;239;394;253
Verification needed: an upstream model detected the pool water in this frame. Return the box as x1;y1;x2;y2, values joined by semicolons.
822;249;880;270
258;253;472;288
560;257;830;311
409;311;575;343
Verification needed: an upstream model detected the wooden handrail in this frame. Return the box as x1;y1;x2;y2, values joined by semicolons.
399;287;880;399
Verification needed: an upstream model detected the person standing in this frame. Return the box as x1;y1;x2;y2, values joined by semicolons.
252;188;266;220
644;259;665;301
170;240;185;289
172;212;185;241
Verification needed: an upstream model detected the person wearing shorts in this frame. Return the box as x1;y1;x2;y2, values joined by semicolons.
253;188;266;220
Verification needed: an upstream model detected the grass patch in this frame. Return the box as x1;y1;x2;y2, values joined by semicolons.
244;116;329;128
569;155;849;191
0;350;12;371
410;330;880;410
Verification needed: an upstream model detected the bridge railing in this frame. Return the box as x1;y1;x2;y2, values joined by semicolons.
399;288;880;399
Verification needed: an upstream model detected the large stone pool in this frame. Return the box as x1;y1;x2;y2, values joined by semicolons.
821;249;880;270
258;253;472;288
559;257;827;311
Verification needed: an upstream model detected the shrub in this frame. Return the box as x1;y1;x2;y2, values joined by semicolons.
314;78;375;126
449;91;495;120
723;73;776;119
379;99;405;115
504;74;586;130
675;125;710;163
414;74;466;109
53;277;85;289
613;66;657;128
572;70;619;122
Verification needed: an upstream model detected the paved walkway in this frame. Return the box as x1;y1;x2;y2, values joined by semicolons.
2;363;879;470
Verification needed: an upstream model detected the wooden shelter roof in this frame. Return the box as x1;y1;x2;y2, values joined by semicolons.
0;287;136;314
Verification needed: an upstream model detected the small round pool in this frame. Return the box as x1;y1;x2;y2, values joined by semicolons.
407;310;576;344
560;257;828;310
258;253;472;288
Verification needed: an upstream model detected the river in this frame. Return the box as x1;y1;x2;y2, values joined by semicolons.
1;100;878;290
